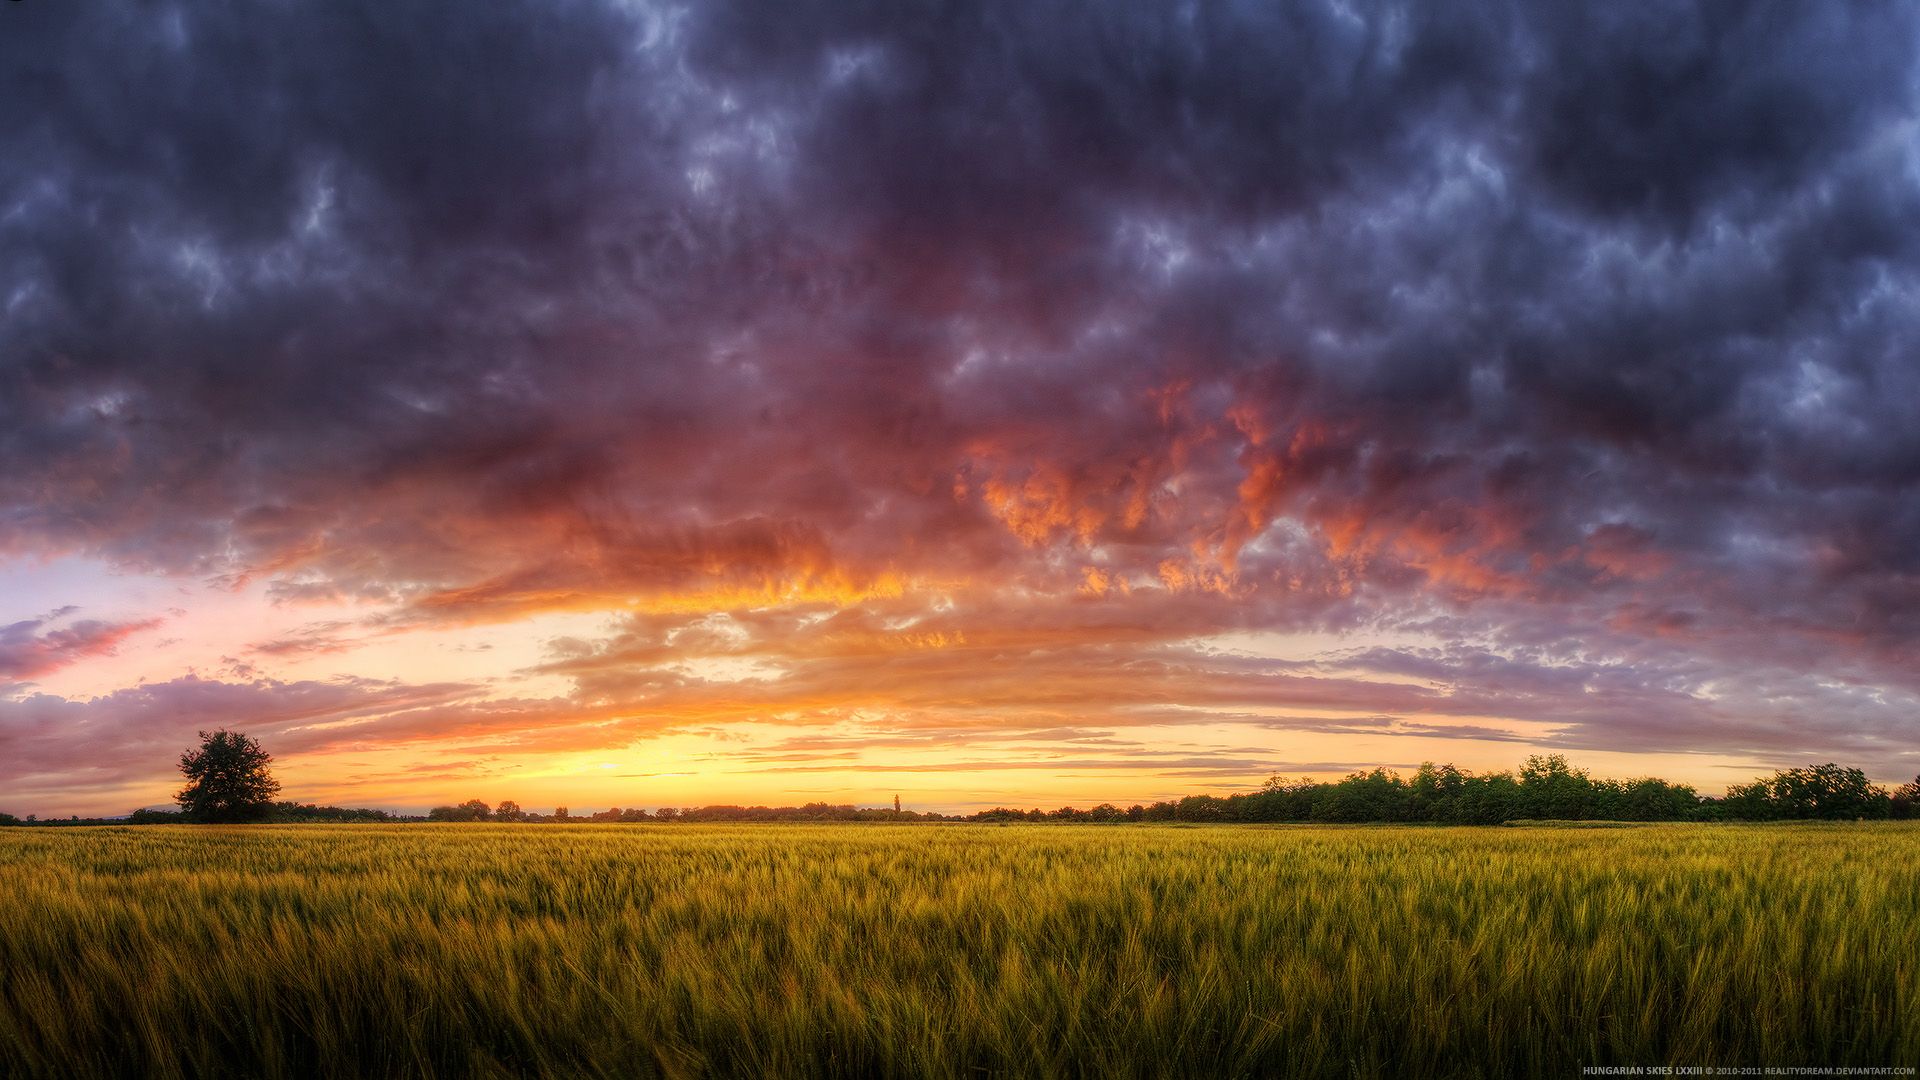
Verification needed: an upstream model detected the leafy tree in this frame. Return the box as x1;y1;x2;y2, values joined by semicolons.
175;730;281;823
267;802;393;823
1174;794;1230;822
1313;769;1411;823
1456;771;1523;824
1893;777;1920;820
1727;764;1891;820
1517;754;1599;820
426;799;496;822
1408;763;1467;822
1615;777;1702;821
1721;779;1776;820
494;800;525;822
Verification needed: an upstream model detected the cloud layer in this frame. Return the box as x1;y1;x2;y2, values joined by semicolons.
4;1;1918;808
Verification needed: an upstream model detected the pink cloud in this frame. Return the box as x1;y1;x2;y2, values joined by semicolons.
0;614;162;682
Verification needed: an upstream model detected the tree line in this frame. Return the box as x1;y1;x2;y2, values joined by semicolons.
424;800;951;823
977;757;1918;824
2;732;1917;826
414;756;1920;825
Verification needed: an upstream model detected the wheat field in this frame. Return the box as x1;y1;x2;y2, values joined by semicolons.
1;823;1915;1078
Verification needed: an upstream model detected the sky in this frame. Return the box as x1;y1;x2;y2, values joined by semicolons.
3;2;1919;817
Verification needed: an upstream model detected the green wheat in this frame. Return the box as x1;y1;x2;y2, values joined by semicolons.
1;823;1915;1078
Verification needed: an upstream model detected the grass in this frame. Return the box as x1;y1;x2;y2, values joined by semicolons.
1;823;1915;1078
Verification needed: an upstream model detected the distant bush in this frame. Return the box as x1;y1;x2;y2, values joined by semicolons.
426;800;495;822
268;803;395;823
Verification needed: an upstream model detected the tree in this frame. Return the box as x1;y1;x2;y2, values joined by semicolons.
1314;768;1412;823
1615;776;1701;821
1893;776;1920;820
176;730;281;823
494;800;525;822
427;799;496;822
1517;754;1598;820
1723;764;1891;820
1174;794;1229;822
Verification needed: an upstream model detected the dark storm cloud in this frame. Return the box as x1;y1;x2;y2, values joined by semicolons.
4;1;1919;769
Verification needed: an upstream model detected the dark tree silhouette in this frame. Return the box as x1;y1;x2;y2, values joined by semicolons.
1889;776;1920;820
176;730;281;823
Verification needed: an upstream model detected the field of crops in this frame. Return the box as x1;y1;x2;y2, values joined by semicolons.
1;823;1915;1078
